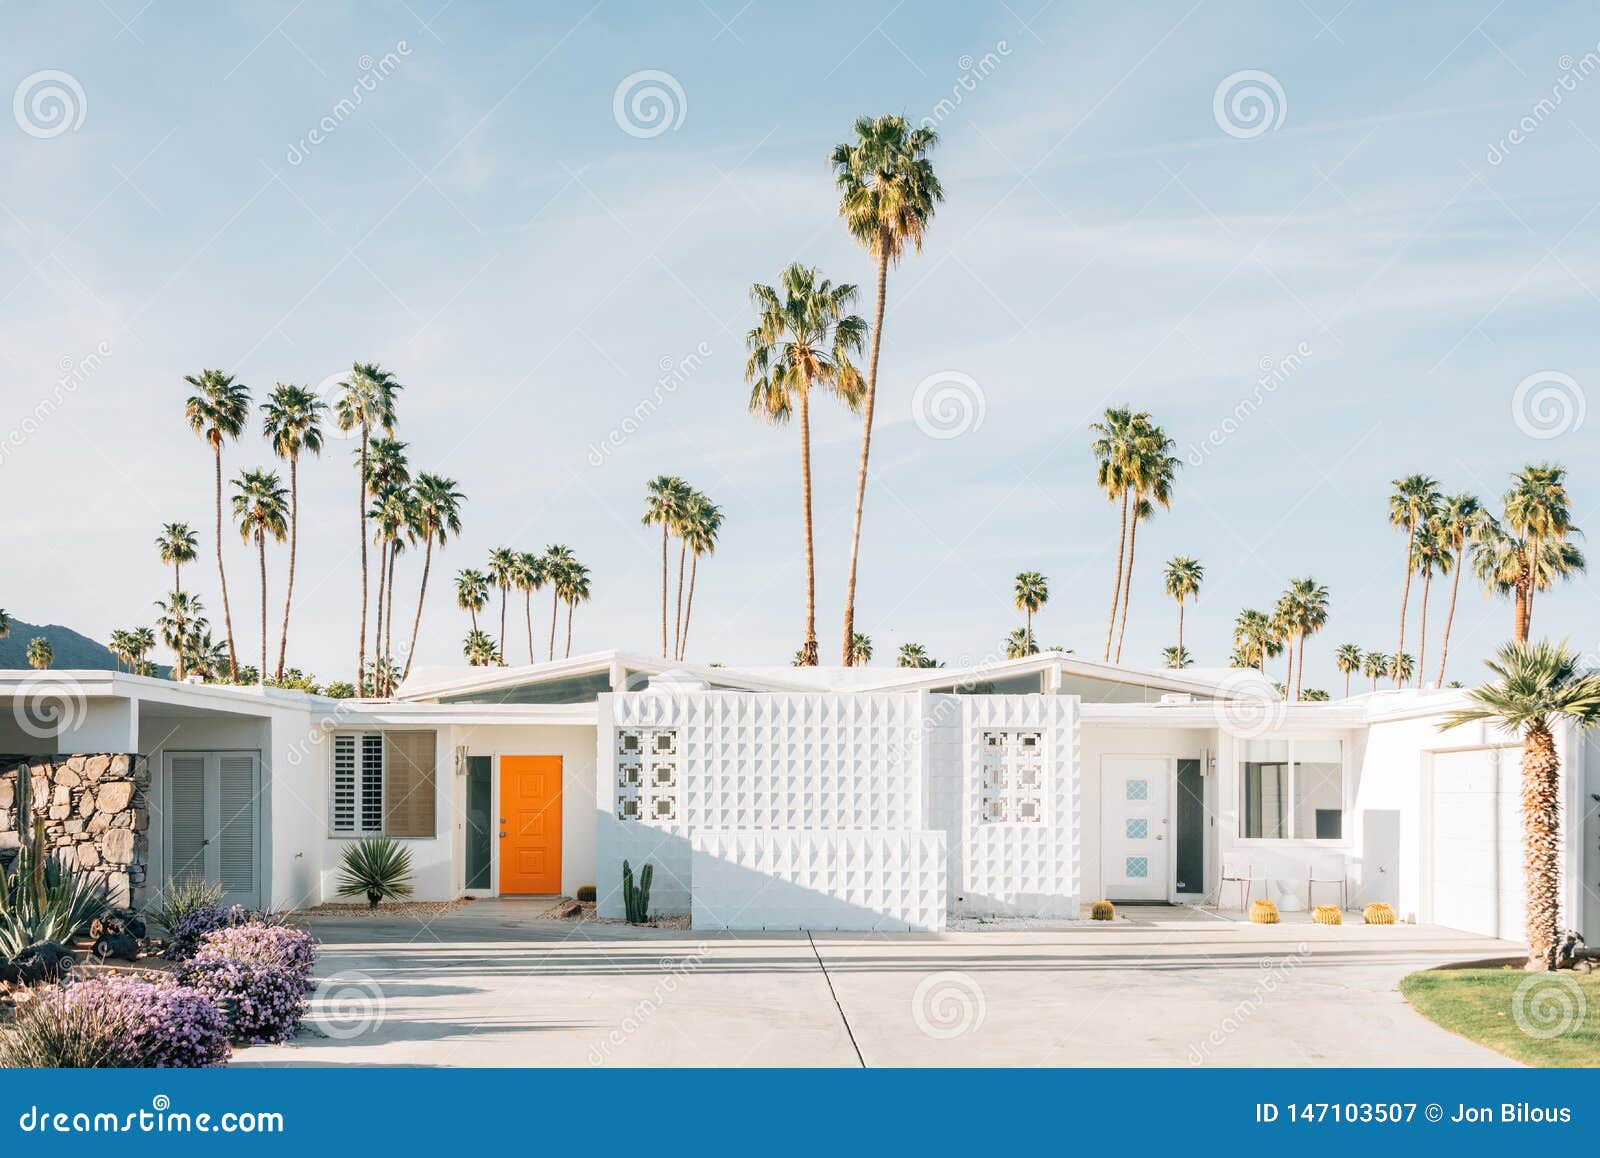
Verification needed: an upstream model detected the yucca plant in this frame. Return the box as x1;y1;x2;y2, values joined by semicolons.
335;836;414;909
148;876;226;935
0;819;113;957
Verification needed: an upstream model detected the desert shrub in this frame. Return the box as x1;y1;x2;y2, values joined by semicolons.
0;822;113;957
163;904;295;961
336;836;414;908
175;957;307;1045
0;975;230;1068
148;876;226;936
194;923;317;987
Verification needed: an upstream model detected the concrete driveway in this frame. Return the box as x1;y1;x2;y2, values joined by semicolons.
234;903;1519;1067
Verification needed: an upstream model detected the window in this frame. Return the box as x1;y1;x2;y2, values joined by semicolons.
1239;738;1343;840
978;731;1044;824
331;731;437;838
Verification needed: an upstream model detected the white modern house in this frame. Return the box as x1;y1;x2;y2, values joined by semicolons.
1;651;1594;943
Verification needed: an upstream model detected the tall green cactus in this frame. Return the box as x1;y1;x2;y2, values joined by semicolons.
621;859;654;925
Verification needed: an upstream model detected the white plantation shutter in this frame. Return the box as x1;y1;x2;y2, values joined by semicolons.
360;734;384;833
218;754;258;894
332;734;400;835
332;735;357;832
168;754;207;880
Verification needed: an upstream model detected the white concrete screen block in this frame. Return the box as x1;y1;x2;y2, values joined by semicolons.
690;830;947;931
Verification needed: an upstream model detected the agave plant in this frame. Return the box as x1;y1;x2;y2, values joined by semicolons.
0;819;113;957
335;836;414;909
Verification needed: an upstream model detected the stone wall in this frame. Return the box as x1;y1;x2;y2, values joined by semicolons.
0;754;150;907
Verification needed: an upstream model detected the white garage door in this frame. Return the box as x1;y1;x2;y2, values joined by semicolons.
1429;748;1522;940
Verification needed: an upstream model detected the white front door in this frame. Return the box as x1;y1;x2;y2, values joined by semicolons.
1101;756;1170;901
163;750;262;909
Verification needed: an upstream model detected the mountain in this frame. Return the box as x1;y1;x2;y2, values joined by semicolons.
0;618;171;677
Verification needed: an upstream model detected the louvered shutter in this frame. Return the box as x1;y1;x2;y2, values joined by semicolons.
332;734;357;832
217;754;258;896
383;731;437;838
168;754;207;881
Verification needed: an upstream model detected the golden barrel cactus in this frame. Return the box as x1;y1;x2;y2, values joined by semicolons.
1312;904;1342;925
1249;898;1280;924
1363;902;1396;925
1090;900;1116;921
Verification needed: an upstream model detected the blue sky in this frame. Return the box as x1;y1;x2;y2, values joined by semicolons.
2;1;1596;688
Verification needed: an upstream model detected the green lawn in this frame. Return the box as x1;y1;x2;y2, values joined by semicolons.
1401;968;1600;1067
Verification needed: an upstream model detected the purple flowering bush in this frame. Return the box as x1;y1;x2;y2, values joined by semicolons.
163;904;290;961
194;923;318;989
175;957;307;1044
0;975;231;1068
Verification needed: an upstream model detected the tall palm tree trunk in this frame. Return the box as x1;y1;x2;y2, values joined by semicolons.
1343;670;1351;698
1514;584;1531;643
357;428;369;688
680;553;699;662
1416;570;1433;688
525;592;535;665
373;537;388;684
1521;722;1561;968
1176;601;1185;664
213;442;238;681
498;588;508;656
276;455;298;681
1104;489;1129;660
173;561;187;682
1395;524;1415;688
1295;634;1306;699
384;542;399;693
401;537;434;683
1517;536;1540;642
841;243;891;666
798;389;819;666
256;534;267;685
1437;549;1465;687
660;525;669;658
673;540;687;660
1113;512;1140;663
1026;608;1033;654
565;600;575;658
549;590;560;662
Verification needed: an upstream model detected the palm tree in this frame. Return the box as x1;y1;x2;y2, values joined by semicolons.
1387;652;1415;685
1114;433;1179;664
1233;609;1281;676
1388;474;1440;686
184;369;250;680
26;637;52;669
1362;650;1388;692
1163;556;1203;664
1410;519;1451;688
642;476;691;659
542;545;575;661
400;473;464;682
156;591;206;679
746;264;867;666
512;551;544;666
365;437;411;679
1013;571;1049;655
335;362;401;685
108;630;133;672
556;559;591;658
831;114;943;663
1334;643;1362;697
182;629;228;680
1092;408;1141;661
261;384;326;680
1301;688;1330;702
1503;464;1576;642
231;468;289;685
1163;645;1193;669
129;627;155;674
1279;577;1330;700
897;642;936;668
678;494;723;662
463;629;500;667
1433;493;1483;687
486;547;517;656
848;632;873;665
454;568;489;634
1474;521;1585;643
1004;628;1037;659
155;523;198;596
1443;641;1600;969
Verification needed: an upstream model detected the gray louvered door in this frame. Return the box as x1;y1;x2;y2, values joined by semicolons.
163;751;261;908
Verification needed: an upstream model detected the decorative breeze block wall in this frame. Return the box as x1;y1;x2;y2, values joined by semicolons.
690;830;946;932
0;754;151;907
958;697;1079;917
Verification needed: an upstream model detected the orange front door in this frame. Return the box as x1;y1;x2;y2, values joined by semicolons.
499;756;563;894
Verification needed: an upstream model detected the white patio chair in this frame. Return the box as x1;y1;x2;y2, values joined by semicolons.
1218;859;1253;910
1307;856;1348;910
